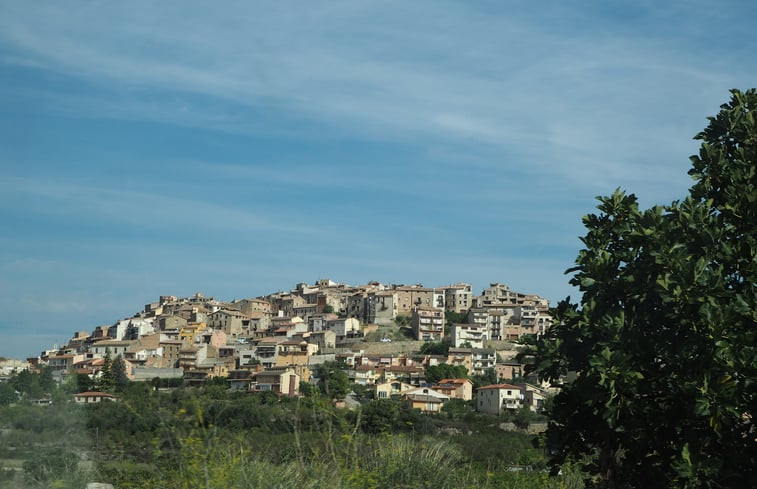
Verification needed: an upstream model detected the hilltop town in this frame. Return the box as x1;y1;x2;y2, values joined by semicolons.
6;279;555;415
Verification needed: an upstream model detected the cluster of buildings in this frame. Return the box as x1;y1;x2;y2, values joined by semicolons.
334;349;548;414
19;279;553;415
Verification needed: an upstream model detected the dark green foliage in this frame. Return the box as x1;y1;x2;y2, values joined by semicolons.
472;367;498;390
451;429;544;469
527;89;757;488
10;366;54;399
358;398;436;435
202;377;230;400
0;382;17;405
98;349;114;392
350;382;371;401
440;398;475;420
511;406;536;430
299;380;318;397
112;355;129;392
37;366;55;393
360;398;401;433
446;310;468;336
395;315;411;327
150;376;183;389
445;310;469;325
23;448;79;484
419;341;449;355
425;363;468;384
76;373;95;393
313;361;350;400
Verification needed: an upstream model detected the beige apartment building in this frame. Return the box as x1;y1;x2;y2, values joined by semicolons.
443;283;473;313
412;306;445;341
446;348;473;374
251;367;300;397
468;282;553;341
275;340;318;367
233;298;273;317
393;286;445;316
207;309;251;337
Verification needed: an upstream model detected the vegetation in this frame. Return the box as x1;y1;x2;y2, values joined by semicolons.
0;382;17;405
425;363;468;384
525;89;757;487
471;368;499;390
419;341;449;356
445;310;468;337
311;361;351;400
9;366;54;399
0;376;575;488
394;315;411;327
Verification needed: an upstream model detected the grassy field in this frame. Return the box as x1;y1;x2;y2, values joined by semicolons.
0;386;582;489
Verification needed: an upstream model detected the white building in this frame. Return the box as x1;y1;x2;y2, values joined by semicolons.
451;323;488;348
476;383;524;415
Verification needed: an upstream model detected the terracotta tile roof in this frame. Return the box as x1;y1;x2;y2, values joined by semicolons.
74;391;117;398
477;383;520;390
437;378;471;385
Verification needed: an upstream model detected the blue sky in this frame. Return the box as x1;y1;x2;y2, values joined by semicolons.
1;1;755;359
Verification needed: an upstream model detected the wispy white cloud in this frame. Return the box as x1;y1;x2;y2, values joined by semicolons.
0;175;329;238
1;1;747;192
1;1;755;358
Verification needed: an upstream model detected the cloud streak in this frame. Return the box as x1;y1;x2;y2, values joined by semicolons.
1;1;755;358
2;1;747;191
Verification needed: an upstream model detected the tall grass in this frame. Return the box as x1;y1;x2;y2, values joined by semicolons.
141;412;583;489
1;393;584;488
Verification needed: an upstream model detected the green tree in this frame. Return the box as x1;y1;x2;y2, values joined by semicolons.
98;349;114;392
471;367;498;390
10;369;42;398
112;354;130;392
440;398;474;420
361;398;401;433
10;367;55;399
425;363;468;384
395;315;410;326
419;341;449;356
38;365;55;393
23;447;79;484
57;371;81;395
511;405;535;430
351;382;371;401
445;311;468;337
526;89;757;487
314;361;350;400
445;310;468;325
299;381;318;397
0;382;17;405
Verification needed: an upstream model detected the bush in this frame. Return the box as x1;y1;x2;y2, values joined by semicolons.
23;448;79;484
